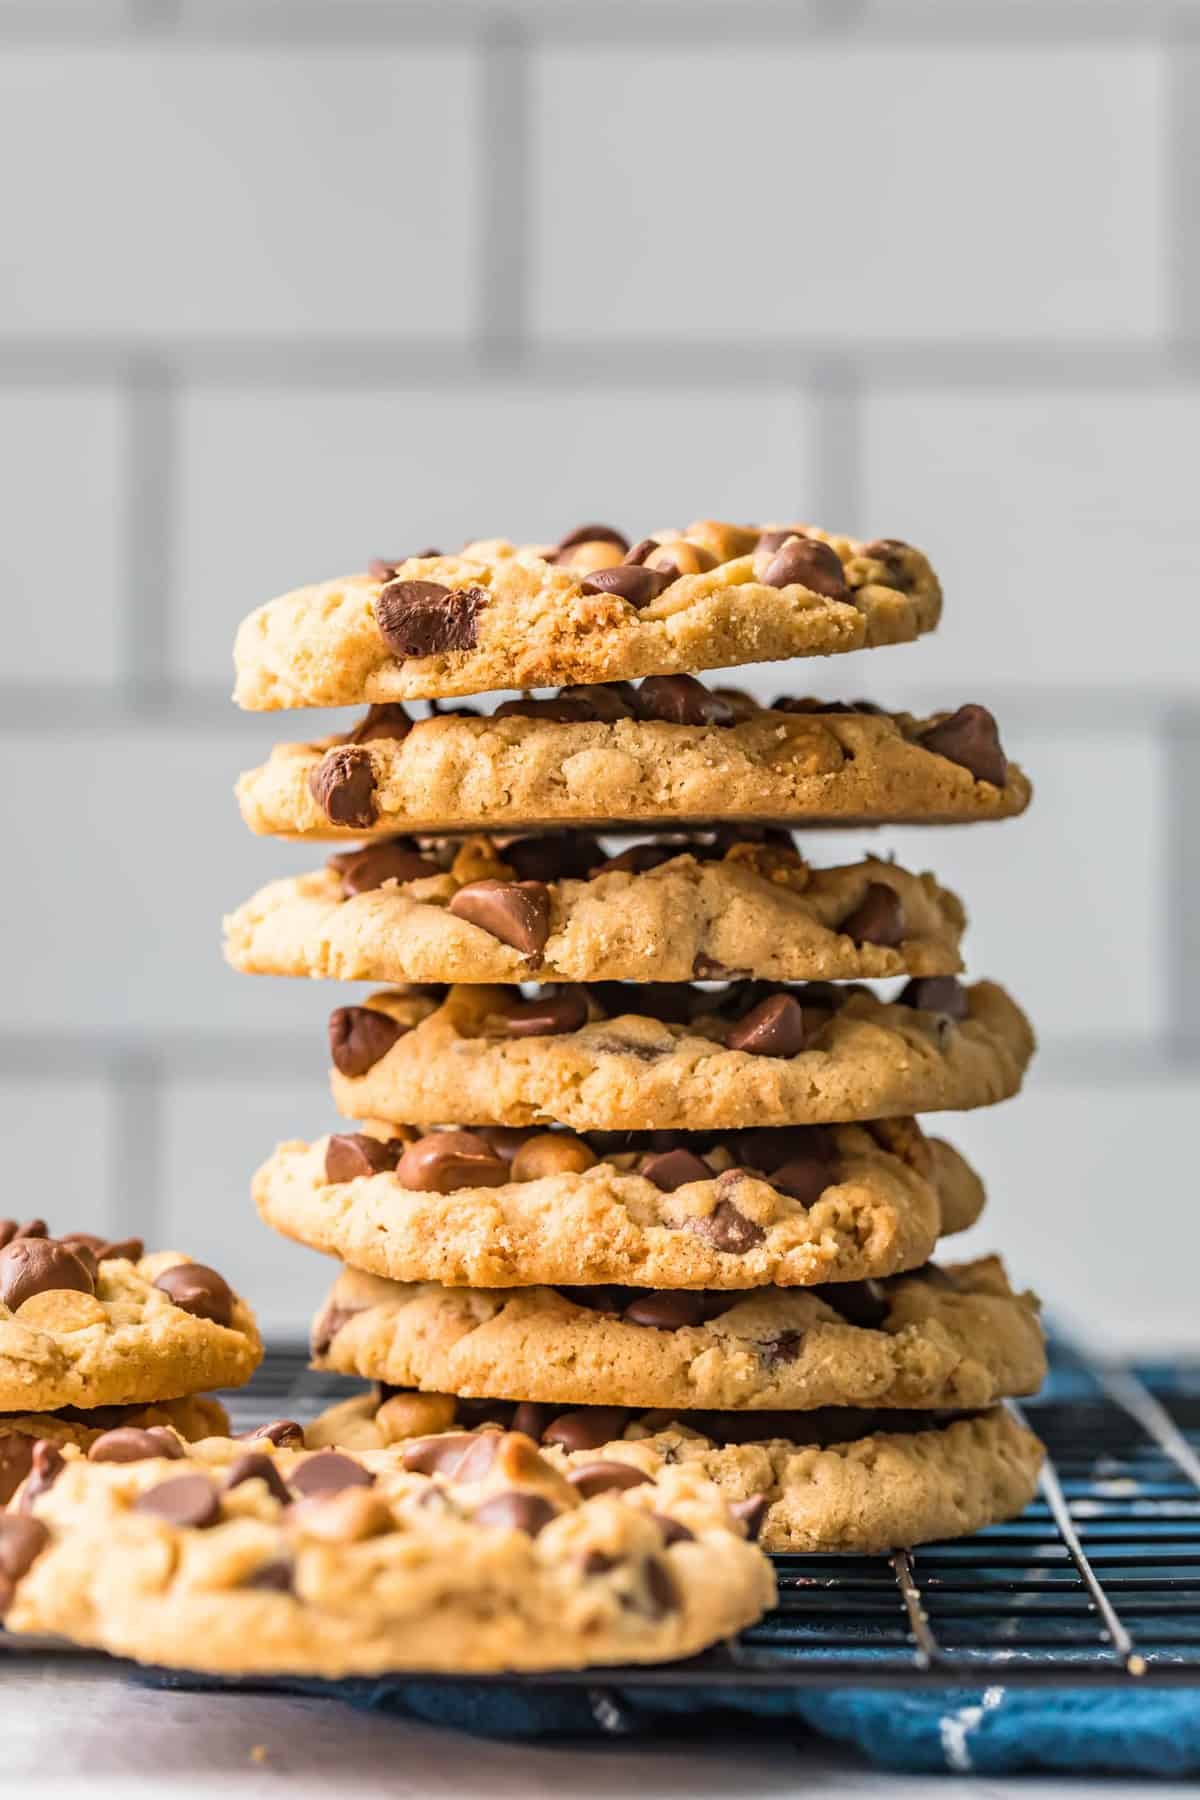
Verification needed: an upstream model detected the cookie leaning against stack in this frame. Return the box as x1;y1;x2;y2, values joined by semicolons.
233;514;1044;1572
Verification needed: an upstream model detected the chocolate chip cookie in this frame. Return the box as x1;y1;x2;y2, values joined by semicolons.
309;1256;1046;1414
254;1118;983;1290
326;977;1034;1132
233;521;941;709
310;1389;1044;1556
0;1222;261;1412
226;830;967;986
0;1396;229;1503
2;1429;774;1674
236;685;1030;840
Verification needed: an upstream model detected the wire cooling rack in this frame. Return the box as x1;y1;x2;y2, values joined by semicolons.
225;1343;1200;1691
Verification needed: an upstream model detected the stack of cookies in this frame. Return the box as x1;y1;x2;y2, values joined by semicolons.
228;516;1047;1559
0;1222;262;1505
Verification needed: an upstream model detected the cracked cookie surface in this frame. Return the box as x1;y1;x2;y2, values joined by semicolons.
236;687;1031;840
327;977;1034;1132
310;1256;1046;1414
254;1119;983;1290
310;1391;1043;1555
226;830;967;986
0;1225;261;1412
233;521;941;709
3;1429;774;1675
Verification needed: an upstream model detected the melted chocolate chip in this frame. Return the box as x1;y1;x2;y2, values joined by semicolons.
760;536;848;599
919;704;1007;786
239;1419;306;1450
491;988;589;1038
375;580;485;658
153;1263;235;1328
503;835;604;883
640;1148;713;1191
556;523;630;555
581;565;672;608
402;1433;480;1478
0;1239;95;1311
560;683;639;722
640;1557;678;1616
859;538;914;590
650;1513;696;1546
61;1232;144;1266
540;1407;632;1453
328;1005;404;1077
566;1461;652;1498
730;1495;770;1540
590;844;682;878
623;536;659;565
395;1130;509;1195
899;976;968;1020
225;1451;292;1504
686;1198;766;1254
472;1492;558;1536
134;1473;221;1530
309;747;377;830
737;1124;836;1177
724;994;808;1057
0;1435;34;1505
329;841;440;896
587;982;698;1026
310;1302;364;1358
0;1220;47;1250
814;1279;891;1329
346;703;413;746
622;1291;731;1330
324;1133;405;1185
87;1428;184;1465
448;879;551;957
633;675;734;727
840;881;905;948
0;1516;49;1612
290;1452;374;1497
492;695;600;724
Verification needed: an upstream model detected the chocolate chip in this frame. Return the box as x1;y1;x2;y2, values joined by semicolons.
328;1005;404;1077
581;565;672;608
641;1557;678;1616
687;1198;766;1254
898;976;968;1020
622;1291;710;1330
724;994;808;1057
134;1473;221;1530
472;1492;558;1536
396;1130;510;1195
475;1126;535;1164
587;982;698;1026
309;747;377;830
61;1232;144;1265
0;1239;95;1311
737;1124;836;1177
0;1434;34;1505
324;1133;405;1185
509;1402;558;1441
153;1263;235;1328
492;988;588;1038
556;523;629;555
347;703;413;745
859;538;915;590
239;1419;306;1450
375;580;485;658
840;881;905;948
623;537;659;566
918;704;1007;786
769;1152;838;1207
329;841;440;896
559;682;639;722
504;835;604;884
492;695;600;724
640;1148;712;1192
633;675;734;727
755;528;807;556
242;1559;294;1592
88;1428;184;1465
540;1408;632;1453
650;1513;696;1546
448;879;551;957
402;1433;480;1478
290;1452;374;1497
310;1302;363;1358
225;1452;292;1504
0;1219;47;1250
567;1461;652;1498
761;536;848;599
759;1331;803;1366
590;844;681;878
0;1516;49;1612
815;1279;890;1329
730;1495;770;1541
17;1441;65;1515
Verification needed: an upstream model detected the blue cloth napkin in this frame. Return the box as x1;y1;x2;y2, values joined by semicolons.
148;1670;1200;1776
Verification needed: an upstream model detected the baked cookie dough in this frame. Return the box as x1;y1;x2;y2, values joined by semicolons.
311;1390;1044;1555
236;685;1031;840
327;977;1034;1132
233;520;942;709
310;1256;1045;1415
0;1222;261;1412
2;1429;774;1675
225;829;967;986
254;1118;984;1290
0;1397;229;1503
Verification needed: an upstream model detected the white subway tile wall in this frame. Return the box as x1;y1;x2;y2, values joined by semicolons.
1;6;1193;1350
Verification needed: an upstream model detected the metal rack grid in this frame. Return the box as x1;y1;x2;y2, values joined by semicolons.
227;1344;1200;1691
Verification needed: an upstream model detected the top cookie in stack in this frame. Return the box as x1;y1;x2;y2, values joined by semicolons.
229;515;1044;1566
